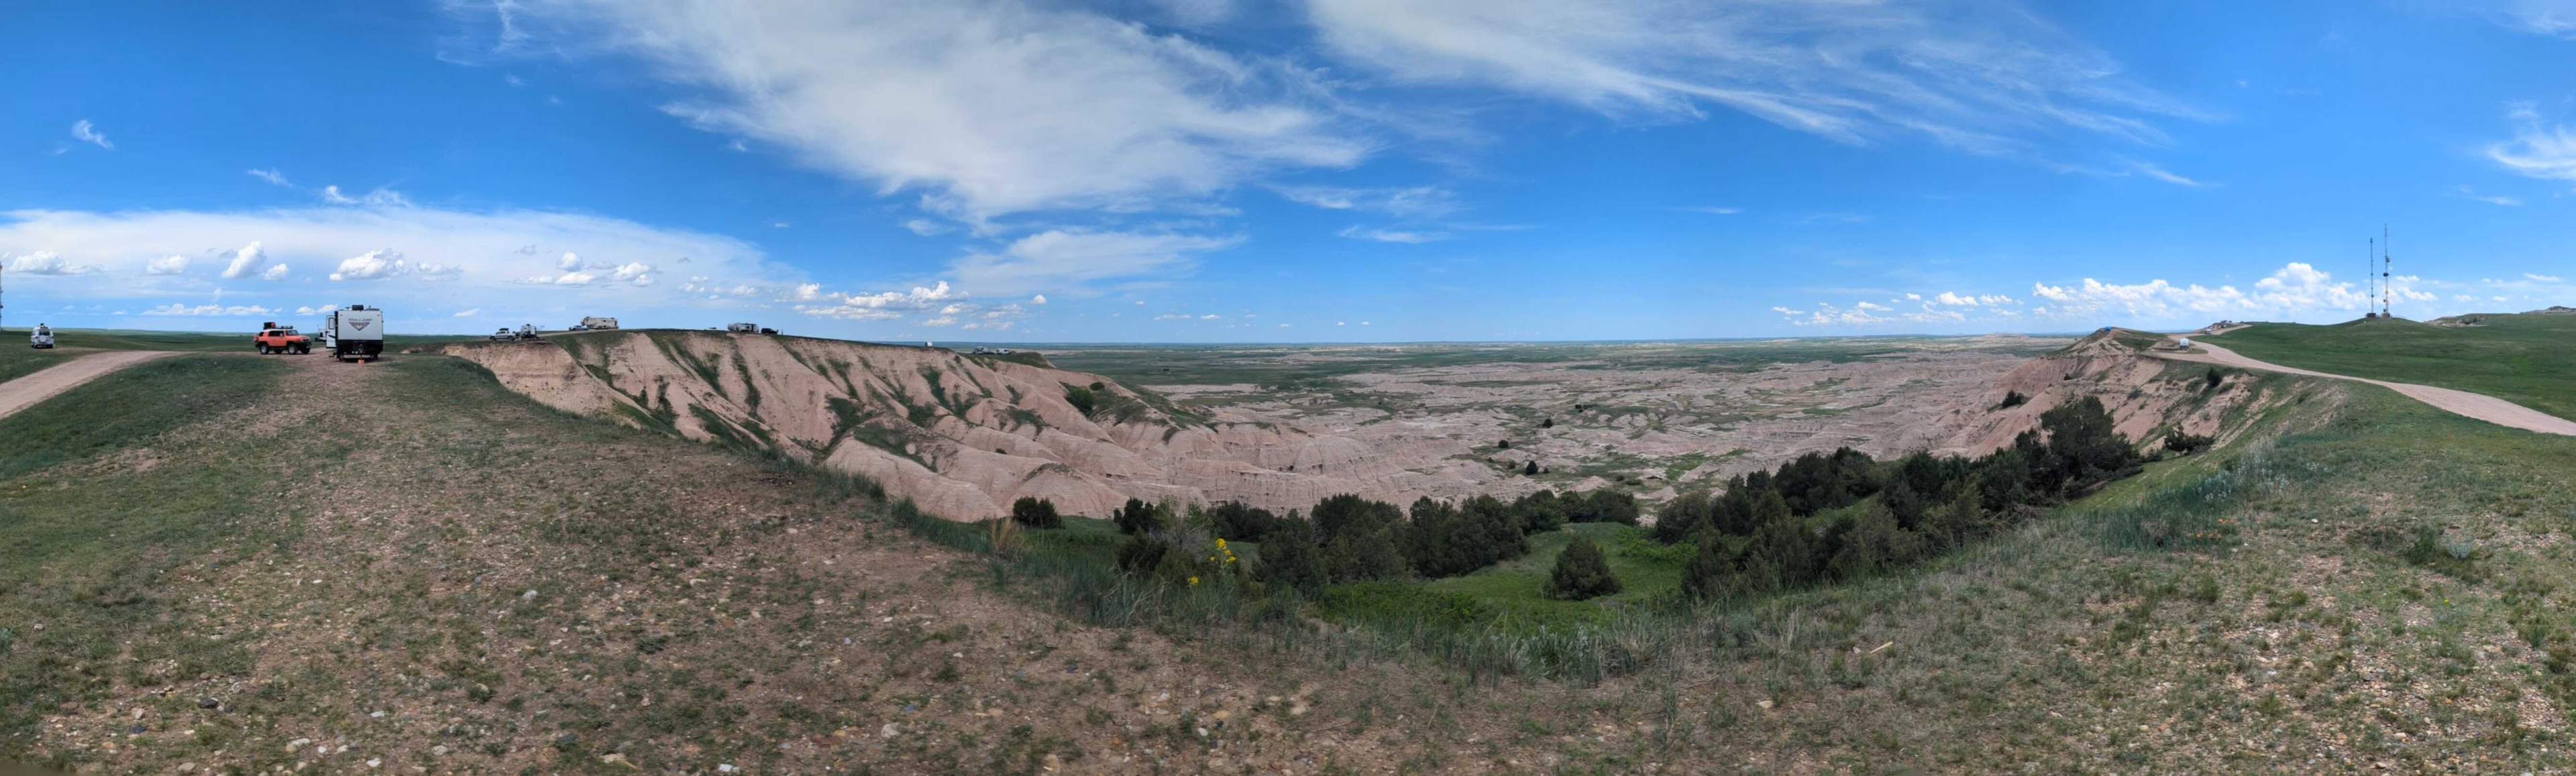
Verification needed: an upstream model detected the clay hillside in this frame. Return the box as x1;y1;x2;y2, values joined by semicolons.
447;331;1476;520
450;328;2274;522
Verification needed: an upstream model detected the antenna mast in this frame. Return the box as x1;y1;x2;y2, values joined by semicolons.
2382;226;2394;319
2366;237;2377;319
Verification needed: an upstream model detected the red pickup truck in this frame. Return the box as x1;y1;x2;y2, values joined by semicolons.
254;323;310;355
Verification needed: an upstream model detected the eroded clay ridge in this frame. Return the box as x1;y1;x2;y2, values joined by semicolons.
446;331;1492;520
447;329;2291;522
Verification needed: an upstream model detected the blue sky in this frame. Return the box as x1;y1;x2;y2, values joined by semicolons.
4;0;2574;341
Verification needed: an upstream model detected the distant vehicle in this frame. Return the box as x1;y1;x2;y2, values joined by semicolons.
254;323;311;354
517;323;539;340
580;316;619;331
726;322;759;333
970;347;1016;355
28;323;54;349
759;327;778;335
488;327;518;341
324;305;385;362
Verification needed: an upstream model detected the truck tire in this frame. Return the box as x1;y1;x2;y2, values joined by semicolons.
257;344;271;355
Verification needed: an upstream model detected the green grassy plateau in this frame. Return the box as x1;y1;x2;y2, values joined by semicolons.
2218;313;2576;421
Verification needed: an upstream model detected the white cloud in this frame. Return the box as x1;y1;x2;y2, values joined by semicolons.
2489;103;2576;185
902;219;953;237
1273;185;1461;218
247;168;292;187
920;316;959;327
1030;294;1046;304
455;308;482;317
1335;225;1447;243
219;241;268;279
2453;185;2523;206
502;0;1368;219
260;263;290;282
330;250;458;282
610;262;653;285
796;280;970;320
1855;301;1890;311
1305;0;2200;154
2526;272;2564;282
321;186;413;207
2131;162;2208;187
0;207;776;313
3;250;103;276
1670;206;1741;215
1932;292;1978;307
2475;1;2576;38
951;229;1238;295
295;304;339;316
146;255;190;275
558;252;583;271
2028;262;2381;320
142;303;274;317
70;120;112;150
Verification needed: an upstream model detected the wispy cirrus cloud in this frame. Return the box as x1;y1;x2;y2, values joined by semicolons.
949;229;1240;295
479;0;1369;220
2489;103;2576;185
1304;0;2208;157
70;120;113;150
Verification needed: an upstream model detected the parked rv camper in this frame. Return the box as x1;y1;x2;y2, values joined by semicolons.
28;324;54;349
325;305;385;362
579;316;619;331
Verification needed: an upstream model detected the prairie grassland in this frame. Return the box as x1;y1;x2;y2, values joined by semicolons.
2220;313;2576;421
12;347;2576;773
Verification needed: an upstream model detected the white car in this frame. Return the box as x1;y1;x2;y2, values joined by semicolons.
29;324;55;349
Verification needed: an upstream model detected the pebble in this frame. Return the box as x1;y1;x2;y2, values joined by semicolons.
717;765;737;773
200;698;222;710
431;745;450;757
522;589;539;600
881;722;900;738
366;759;382;769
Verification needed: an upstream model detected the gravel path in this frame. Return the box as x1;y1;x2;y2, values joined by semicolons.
2153;339;2576;437
0;350;178;421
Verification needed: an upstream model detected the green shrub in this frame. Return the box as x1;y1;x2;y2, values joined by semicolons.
1010;496;1063;529
1995;390;2029;409
1544;535;1621;600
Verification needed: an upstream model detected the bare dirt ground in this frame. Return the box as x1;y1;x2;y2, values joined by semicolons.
2155;337;2576;437
0;350;174;421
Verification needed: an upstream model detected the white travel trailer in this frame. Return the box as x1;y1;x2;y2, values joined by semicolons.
29;323;54;349
325;305;385;362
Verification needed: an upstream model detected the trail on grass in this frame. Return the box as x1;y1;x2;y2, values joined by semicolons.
0;351;176;422
2155;338;2576;437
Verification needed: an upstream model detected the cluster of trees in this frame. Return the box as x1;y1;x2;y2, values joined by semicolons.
1666;396;2141;600
1087;488;1644;598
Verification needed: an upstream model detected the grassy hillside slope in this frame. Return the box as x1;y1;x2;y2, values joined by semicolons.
2218;315;2576;421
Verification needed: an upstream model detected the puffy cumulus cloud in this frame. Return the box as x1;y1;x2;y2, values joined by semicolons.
220;241;268;279
4;250;103;276
1305;0;2202;155
295;304;340;316
486;0;1366;219
142;303;275;317
0;207;780;314
330;250;459;282
2528;272;2565;282
455;309;482;317
794;280;967;321
2027;262;2392;321
951;229;1238;295
1932;292;1978;307
1029;294;1046;305
558;252;583;271
260;263;290;282
527;271;598;286
146;254;190;275
2489;103;2576;185
919;316;959;327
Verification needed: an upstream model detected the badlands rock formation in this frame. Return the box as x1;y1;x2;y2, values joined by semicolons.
449;329;2284;522
447;331;1507;520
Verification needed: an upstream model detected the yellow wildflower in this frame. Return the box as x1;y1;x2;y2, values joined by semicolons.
1188;576;1201;586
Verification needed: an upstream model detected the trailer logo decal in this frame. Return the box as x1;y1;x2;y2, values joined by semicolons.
352;321;371;331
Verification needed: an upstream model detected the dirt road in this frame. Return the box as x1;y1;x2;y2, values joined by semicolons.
0;350;175;421
2155;339;2576;437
